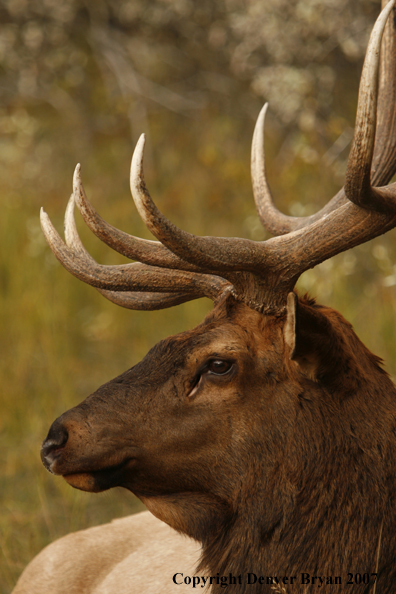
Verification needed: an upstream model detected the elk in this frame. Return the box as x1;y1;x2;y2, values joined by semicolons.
12;1;396;593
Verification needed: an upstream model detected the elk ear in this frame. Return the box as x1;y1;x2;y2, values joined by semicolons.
284;292;298;358
283;292;330;381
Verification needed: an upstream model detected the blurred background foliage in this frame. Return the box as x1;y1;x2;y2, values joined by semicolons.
1;0;396;589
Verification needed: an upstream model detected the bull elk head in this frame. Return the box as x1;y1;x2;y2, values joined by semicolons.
40;2;396;592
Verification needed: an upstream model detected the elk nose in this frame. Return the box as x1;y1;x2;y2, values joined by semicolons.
41;420;69;472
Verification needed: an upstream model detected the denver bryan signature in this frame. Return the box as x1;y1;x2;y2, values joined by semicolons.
172;572;378;589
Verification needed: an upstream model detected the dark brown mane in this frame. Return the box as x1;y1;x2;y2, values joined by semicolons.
192;297;396;593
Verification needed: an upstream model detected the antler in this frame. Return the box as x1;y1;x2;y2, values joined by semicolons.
40;194;231;308
41;0;396;313
251;0;396;233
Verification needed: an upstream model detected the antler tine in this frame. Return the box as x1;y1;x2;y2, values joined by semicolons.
63;191;205;310
345;0;396;213
64;192;95;262
130;134;273;272
251;103;294;236
95;289;207;310
371;0;396;186
251;105;348;236
72;164;203;273
41;206;231;301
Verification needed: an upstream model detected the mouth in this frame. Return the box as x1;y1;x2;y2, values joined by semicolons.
62;458;134;493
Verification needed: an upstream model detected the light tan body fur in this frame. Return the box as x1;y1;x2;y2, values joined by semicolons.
12;511;203;594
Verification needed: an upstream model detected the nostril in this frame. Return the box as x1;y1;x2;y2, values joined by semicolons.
41;422;69;471
43;423;69;451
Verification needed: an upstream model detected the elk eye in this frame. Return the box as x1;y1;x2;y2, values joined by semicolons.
207;359;233;375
